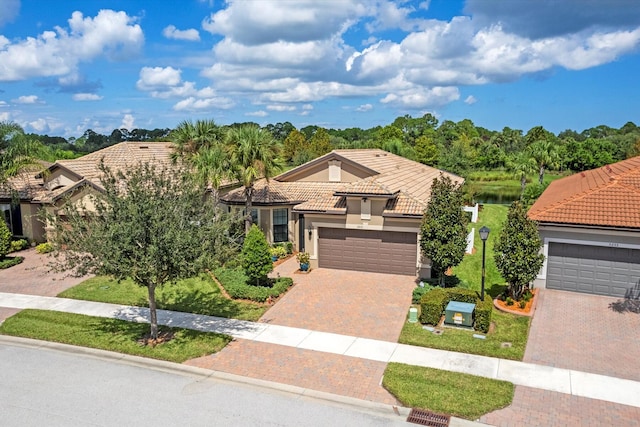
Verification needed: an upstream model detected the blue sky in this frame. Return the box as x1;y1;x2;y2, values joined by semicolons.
1;0;640;138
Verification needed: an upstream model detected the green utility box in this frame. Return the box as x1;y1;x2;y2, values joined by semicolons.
444;301;475;327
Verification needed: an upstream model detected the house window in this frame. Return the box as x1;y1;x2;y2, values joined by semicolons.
0;203;22;236
273;208;288;243
251;209;259;225
361;198;371;220
328;160;341;182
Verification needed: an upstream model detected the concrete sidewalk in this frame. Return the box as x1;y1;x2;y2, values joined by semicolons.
2;291;640;411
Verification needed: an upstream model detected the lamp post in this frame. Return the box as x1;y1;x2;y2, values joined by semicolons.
479;226;490;300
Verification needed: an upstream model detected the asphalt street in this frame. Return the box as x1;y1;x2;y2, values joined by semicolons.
0;340;409;427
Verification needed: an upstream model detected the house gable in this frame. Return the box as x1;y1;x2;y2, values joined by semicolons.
275;152;377;183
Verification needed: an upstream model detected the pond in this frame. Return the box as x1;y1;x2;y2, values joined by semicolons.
472;188;521;205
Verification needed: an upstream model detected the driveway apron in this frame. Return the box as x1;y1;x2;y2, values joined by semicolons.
481;289;640;426
186;256;417;404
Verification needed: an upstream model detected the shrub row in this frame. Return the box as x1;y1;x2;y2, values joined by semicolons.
10;239;29;253
213;267;293;303
419;287;493;333
0;256;24;270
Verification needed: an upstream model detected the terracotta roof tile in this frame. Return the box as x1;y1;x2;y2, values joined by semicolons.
221;180;345;205
528;156;640;228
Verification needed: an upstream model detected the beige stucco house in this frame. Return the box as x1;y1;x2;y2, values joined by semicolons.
529;156;640;298
221;149;463;277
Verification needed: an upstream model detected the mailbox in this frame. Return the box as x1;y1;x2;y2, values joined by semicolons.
444;301;475;327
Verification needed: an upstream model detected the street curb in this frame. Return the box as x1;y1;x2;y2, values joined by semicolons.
0;335;412;420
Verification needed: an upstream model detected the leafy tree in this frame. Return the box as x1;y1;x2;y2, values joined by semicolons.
0;121;45;185
420;175;468;286
241;224;273;286
0;217;11;259
529;140;560;184
227;124;282;233
283;129;307;163
509;151;537;196
46;162;242;340
494;201;544;300
309;128;332;157
414;135;438;165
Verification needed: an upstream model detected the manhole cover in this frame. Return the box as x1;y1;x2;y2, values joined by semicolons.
406;408;450;426
432;329;443;335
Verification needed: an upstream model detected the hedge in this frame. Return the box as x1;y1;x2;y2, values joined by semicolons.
0;256;24;270
213;267;293;303
419;287;493;333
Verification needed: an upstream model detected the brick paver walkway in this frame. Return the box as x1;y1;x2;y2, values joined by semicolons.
0;249;90;322
481;289;640;426
188;257;415;403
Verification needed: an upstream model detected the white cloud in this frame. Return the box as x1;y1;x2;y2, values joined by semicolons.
0;0;20;27
464;95;477;105
381;86;460;109
137;66;182;89
356;103;373;112
0;112;10;121
266;105;296;112
173;96;235;111
246;110;268;117
162;25;200;41
13;95;40;104
73;93;103;101
302;104;313;110
28;118;49;132
0;10;143;81
121;114;135;130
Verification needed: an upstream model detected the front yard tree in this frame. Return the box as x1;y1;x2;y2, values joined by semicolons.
494;201;545;300
241;224;273;286
47;162;241;341
420;175;468;286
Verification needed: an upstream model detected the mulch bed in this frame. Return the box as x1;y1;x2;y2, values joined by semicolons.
493;289;538;317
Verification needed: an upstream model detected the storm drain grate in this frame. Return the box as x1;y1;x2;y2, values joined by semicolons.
406;408;450;426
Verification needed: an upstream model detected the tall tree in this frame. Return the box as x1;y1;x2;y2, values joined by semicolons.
494;201;544;300
283;129;307;163
529;140;560;184
510;151;537;196
241;224;273;286
420;175;468;286
0;121;45;185
46;162;242;340
227;124;282;233
309;128;332;157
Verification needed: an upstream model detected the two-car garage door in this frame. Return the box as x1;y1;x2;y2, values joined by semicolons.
318;228;418;276
547;242;640;298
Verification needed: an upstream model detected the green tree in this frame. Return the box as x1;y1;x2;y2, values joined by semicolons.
420;175;468;286
509;151;537;197
494;202;544;300
414;135;438;165
241;224;273;286
309;128;332;157
530;140;560;184
227;124;282;233
46;162;242;340
283;129;307;163
0;216;11;259
0;121;45;185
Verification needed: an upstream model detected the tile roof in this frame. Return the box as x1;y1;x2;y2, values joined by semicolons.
223;149;462;217
528;156;640;228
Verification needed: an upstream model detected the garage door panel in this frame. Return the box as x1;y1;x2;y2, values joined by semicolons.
547;243;640;297
318;228;417;275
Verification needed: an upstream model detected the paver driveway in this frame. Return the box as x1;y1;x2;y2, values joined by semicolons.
0;249;90;322
482;289;640;426
187;256;417;404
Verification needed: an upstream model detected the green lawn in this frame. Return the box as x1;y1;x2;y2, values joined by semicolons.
399;309;530;360
454;204;508;297
0;309;231;363
383;363;514;420
58;274;267;321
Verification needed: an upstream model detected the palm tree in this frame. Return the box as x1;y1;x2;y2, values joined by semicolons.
530;140;560;184
170;119;229;202
227;124;282;233
510;151;537;197
0;121;44;185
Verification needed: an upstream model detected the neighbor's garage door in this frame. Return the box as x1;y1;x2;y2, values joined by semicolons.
547;242;640;297
318;228;417;276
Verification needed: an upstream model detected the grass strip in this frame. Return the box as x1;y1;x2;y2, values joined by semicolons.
383;362;514;420
58;274;267;321
399;309;530;360
0;309;231;363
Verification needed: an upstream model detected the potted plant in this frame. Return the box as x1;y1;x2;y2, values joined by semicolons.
296;251;310;271
269;247;280;262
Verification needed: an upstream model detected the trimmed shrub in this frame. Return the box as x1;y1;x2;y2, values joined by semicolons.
284;241;294;254
412;283;436;304
241;224;273;285
0;219;11;258
419;286;493;332
10;239;28;253
35;242;53;254
213;267;293;302
0;256;24;269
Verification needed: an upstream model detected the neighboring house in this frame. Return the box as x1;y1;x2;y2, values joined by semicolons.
529;156;640;298
221;149;463;277
1;142;175;243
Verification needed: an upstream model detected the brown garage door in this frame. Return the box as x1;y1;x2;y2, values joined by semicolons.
318;228;417;276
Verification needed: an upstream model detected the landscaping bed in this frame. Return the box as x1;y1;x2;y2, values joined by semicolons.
383;362;514;420
0;309;231;363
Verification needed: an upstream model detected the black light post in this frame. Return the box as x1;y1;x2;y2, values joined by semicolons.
479;226;490;300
